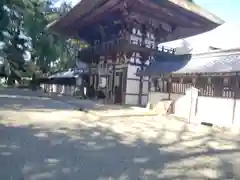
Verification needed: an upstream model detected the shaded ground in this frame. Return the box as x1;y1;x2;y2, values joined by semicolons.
0;88;75;111
41;92;155;117
1;88;240;180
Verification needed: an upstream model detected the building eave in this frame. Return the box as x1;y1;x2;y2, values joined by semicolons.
48;0;224;38
137;49;240;77
48;0;108;34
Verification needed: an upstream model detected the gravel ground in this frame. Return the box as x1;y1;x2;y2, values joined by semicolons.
1;88;240;180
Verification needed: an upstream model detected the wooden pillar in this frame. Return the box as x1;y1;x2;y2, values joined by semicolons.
112;54;117;103
138;62;144;105
137;23;147;106
180;77;184;93
192;76;198;116
207;77;212;96
167;77;172;100
192;76;196;87
122;66;128;104
232;75;238;124
212;77;221;97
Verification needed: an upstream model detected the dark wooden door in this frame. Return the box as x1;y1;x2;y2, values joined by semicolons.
114;71;123;104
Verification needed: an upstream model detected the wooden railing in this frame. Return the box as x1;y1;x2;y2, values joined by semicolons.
150;78;239;99
81;38;176;54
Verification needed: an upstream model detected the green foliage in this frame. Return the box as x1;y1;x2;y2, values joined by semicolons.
0;0;85;82
0;0;29;83
23;0;83;73
23;0;61;73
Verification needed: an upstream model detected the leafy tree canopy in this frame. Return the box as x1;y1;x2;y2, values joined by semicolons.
0;0;83;83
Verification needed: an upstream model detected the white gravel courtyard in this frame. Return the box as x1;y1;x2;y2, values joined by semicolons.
1;89;240;180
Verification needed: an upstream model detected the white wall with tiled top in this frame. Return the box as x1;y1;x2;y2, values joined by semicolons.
148;90;240;128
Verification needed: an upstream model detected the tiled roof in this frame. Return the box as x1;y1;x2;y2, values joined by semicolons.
136;50;240;76
49;0;223;38
49;69;78;79
49;69;89;79
177;54;240;74
49;61;90;79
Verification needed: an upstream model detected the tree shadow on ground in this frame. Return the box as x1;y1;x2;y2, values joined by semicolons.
1;118;240;180
0;88;145;114
0;95;75;112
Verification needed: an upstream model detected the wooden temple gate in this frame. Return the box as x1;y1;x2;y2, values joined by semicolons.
48;0;223;105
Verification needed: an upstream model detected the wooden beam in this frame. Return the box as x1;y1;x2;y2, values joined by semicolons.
67;0;122;32
232;74;238;124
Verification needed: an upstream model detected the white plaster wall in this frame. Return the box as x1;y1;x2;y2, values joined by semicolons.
127;64;140;80
55;85;59;93
126;63;150;106
196;97;234;127
174;94;198;122
52;84;57;93
174;88;199;121
125;94;138;105
148;91;194;121
126;79;139;94
143;76;149;81
148;92;170;106
148;92;185;103
126;64;140;94
126;64;149;94
149;92;236;127
141;95;148;106
169;93;182;101
142;81;149;94
234;100;240;125
148;92;190;117
174;95;192;120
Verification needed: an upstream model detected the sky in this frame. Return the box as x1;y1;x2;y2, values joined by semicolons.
57;0;240;52
162;0;240;52
195;0;239;23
